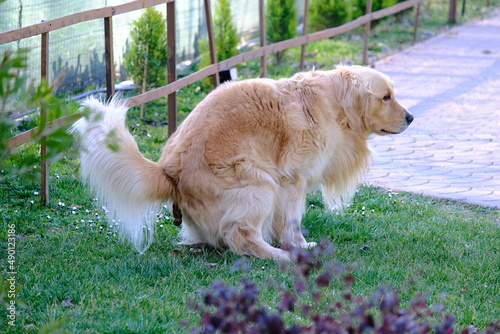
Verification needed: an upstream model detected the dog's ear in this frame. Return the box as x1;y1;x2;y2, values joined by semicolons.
336;68;371;131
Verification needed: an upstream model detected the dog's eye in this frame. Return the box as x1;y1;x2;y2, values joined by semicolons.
383;94;391;101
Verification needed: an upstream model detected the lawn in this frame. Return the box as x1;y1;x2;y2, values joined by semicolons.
1;161;499;332
2;1;500;333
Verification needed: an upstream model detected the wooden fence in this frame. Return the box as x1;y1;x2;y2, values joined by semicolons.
1;0;433;204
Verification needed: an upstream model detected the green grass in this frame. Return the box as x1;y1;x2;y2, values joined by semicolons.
1;151;499;332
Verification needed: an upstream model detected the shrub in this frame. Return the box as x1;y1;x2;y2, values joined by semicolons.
213;0;239;62
352;0;400;19
125;7;167;117
192;239;500;333
308;0;350;32
266;0;297;65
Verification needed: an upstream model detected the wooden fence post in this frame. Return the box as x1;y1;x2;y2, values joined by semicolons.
40;30;49;206
104;16;115;100
204;0;219;88
259;0;267;77
413;4;421;42
167;1;177;136
362;0;373;65
300;0;310;71
448;0;457;24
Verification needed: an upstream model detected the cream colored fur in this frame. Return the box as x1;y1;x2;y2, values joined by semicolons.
71;65;412;260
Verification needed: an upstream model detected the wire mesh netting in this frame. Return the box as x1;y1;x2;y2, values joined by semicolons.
0;0;260;95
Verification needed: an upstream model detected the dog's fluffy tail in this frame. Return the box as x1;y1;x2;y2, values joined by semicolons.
70;97;173;253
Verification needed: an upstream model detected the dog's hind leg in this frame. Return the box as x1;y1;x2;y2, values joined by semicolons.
178;211;206;245
220;186;291;260
233;229;291;260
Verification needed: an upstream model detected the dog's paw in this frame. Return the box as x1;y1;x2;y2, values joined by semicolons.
304;241;317;249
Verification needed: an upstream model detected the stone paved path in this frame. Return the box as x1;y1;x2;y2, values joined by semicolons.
365;10;500;208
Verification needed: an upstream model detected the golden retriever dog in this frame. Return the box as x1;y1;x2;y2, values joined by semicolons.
71;65;413;260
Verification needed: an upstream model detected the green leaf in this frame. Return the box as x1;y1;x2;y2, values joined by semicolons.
105;128;120;152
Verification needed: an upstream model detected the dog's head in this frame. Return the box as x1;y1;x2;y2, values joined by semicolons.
336;65;413;135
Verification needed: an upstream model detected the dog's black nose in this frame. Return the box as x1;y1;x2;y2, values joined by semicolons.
406;113;414;125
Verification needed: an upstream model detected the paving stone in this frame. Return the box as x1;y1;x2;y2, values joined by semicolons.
365;10;500;209
432;186;473;195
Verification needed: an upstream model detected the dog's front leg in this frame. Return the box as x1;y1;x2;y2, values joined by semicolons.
275;181;316;249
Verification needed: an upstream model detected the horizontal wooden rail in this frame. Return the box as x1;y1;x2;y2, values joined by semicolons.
6;0;426;150
7;113;82;150
103;0;427;107
0;0;173;45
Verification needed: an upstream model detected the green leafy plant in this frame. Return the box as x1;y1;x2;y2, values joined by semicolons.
125;7;167;118
0;49;75;181
266;0;298;65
